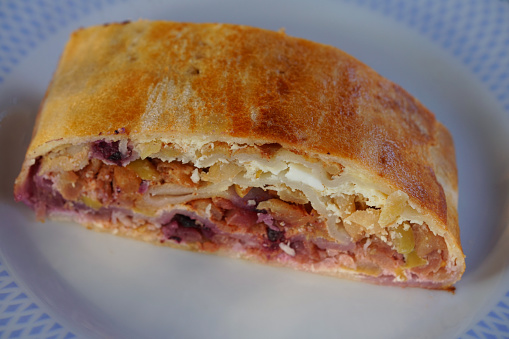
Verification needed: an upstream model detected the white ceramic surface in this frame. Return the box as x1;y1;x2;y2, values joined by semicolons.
1;0;509;338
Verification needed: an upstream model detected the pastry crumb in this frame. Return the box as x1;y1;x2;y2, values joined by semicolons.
190;168;200;183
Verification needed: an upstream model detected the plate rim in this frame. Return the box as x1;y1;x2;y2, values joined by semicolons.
1;0;509;338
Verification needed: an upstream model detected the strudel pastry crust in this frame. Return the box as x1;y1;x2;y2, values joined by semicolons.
14;20;465;289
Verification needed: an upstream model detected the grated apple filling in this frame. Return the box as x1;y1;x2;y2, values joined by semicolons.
21;139;457;286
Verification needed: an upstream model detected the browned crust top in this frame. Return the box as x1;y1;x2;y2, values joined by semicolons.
26;20;458;241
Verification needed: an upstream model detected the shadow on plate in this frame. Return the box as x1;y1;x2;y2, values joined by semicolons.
0;91;40;203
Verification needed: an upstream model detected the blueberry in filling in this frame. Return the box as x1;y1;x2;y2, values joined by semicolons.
266;227;284;243
174;214;200;229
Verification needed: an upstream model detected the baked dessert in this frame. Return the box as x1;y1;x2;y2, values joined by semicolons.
14;20;465;289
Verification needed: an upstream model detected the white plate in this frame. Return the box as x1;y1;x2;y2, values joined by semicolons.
1;0;509;338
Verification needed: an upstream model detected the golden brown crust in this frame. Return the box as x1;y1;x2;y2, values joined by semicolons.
17;20;463;278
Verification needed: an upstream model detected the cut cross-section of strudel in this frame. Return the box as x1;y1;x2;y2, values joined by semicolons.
14;20;465;289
